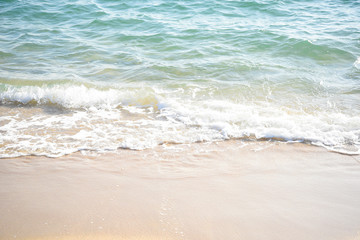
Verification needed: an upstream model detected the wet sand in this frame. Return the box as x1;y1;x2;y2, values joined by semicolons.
0;141;360;240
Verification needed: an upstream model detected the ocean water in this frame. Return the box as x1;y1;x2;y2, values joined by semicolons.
0;0;359;158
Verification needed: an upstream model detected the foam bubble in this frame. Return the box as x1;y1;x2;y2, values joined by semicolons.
354;57;360;69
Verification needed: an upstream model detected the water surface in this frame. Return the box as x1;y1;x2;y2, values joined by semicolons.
0;0;359;157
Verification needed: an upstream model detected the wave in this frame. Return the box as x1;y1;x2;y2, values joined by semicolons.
0;84;158;109
0;84;359;157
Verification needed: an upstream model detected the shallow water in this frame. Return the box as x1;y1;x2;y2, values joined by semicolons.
0;0;360;157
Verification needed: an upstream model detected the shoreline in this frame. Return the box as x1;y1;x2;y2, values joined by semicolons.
1;104;359;159
1;141;360;240
2;139;359;161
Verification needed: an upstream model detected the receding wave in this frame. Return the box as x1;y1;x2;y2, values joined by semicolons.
0;84;359;157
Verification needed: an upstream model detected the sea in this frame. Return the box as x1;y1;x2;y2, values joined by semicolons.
0;0;359;158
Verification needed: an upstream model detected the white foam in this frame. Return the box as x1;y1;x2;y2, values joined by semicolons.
0;84;123;108
0;84;359;157
354;57;360;69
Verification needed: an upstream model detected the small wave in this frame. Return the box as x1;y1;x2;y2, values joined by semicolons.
0;84;165;110
276;38;354;62
0;50;14;58
89;17;145;29
0;84;117;108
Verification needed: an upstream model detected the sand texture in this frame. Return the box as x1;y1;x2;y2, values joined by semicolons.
0;141;360;240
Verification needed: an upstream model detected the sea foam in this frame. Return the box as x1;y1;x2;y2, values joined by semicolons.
0;83;359;157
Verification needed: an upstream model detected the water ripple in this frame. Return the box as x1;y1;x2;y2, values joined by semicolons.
0;0;359;156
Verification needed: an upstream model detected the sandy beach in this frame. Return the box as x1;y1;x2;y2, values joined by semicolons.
0;141;359;240
2;0;360;239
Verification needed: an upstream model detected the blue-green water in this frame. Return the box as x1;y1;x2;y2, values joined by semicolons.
0;0;359;157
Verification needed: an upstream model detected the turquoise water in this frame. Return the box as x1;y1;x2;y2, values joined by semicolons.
0;0;359;157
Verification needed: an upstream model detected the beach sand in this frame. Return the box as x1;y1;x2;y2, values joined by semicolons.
0;141;360;240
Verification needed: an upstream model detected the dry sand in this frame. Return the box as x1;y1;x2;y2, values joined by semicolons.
0;141;360;240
